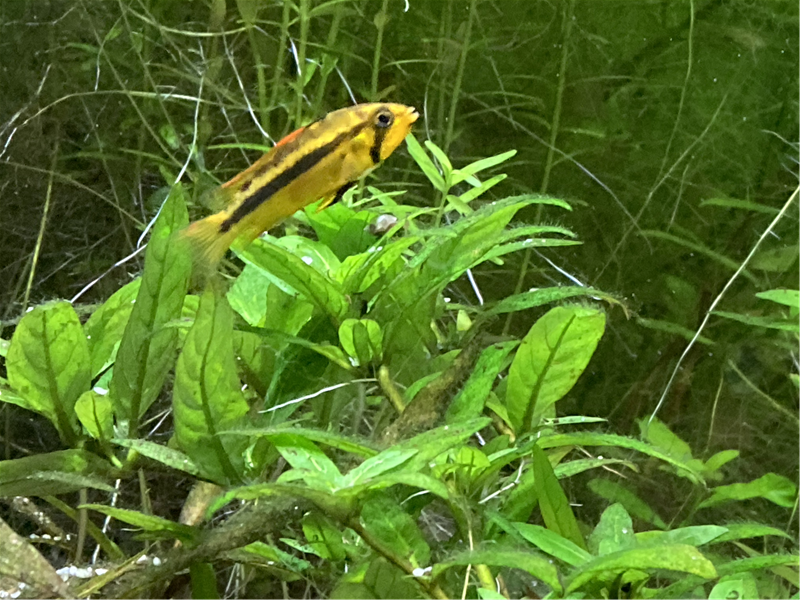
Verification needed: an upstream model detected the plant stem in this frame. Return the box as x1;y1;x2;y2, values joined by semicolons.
312;2;344;114
293;0;310;127
266;0;292;134
503;0;573;336
443;0;477;156
370;0;390;100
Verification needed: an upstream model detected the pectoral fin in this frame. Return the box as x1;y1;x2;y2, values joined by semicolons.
316;181;356;212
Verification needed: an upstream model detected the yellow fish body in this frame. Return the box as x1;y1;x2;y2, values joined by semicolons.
184;103;419;275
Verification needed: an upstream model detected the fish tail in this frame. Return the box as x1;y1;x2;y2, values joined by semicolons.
181;213;237;282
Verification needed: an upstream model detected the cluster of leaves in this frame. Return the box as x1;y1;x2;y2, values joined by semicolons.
0;140;797;599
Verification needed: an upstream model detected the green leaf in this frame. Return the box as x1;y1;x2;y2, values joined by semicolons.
751;244;799;272
339;318;383;365
433;548;562;595
636;317;714;345
227;264;272;327
189;563;219;600
587;478;667;529
406;135;445;191
75;390;114;441
638;417;693;462
538;432;705;483
699;197;780;214
716;554;799;579
640;230;758;284
303;512;347;560
0;450;117;497
446;341;518;424
588;503;636;556
110;185;191;436
84;278;142;376
487;286;621;316
712;310;799;332
229;426;378;458
453;174;506;204
81;504;197;543
239;237;349;321
756;288;800;311
271;433;343;489
566;544;717;593
713;522;794;543
506;522;593;567
341;449;417;487
391;418;492;472
506;306;606;433
173;287;249;485
112;438;202;476
636;525;728;548
361;493;430;567
708;575;759;600
450;149;517;186
7;301;90;445
532;444;587;550
700;473;798;509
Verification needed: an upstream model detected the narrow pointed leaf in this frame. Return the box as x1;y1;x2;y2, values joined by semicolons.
532;444;587;550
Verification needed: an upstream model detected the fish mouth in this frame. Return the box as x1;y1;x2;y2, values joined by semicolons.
407;106;420;123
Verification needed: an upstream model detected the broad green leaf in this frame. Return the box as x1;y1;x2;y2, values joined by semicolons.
487;286;620;316
708;575;759;600
303;512;347;560
0;450;117;497
704;449;740;475
532;444;587;550
361;557;422;599
273;235;342;274
345;472;450;502
405;135;445;191
304;204;376;260
433;548;561;594
173;287;248;485
75;390;113;441
507;522;592;567
239;237;349;321
218;482;352;520
341;449;417;487
229;426;378;458
588;478;667;529
271;433;343;489
636;525;728;548
506;306;606;433
360;493;430;567
84;278;142;376
588;503;636;556
241;541;311;573
455;174;506;204
339;236;418;294
566;544;717;593
189;563;218;600
110;186;191;435
756;288;800;309
716;554;799;579
638;417;693;461
112;438;202;476
339;318;383;365
446;341;518;424
751;244;799;272
700;473;798;509
0;516;68;598
81;504;196;543
227;264;271;326
553;457;636;479
7;301;90;445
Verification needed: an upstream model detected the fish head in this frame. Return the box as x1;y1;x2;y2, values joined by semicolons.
372;103;419;162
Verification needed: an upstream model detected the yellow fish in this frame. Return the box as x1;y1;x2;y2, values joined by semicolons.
184;103;419;276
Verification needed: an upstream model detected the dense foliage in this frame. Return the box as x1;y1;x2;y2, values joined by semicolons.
0;1;797;598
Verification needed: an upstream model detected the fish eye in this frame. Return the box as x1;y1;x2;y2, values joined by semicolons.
376;111;393;128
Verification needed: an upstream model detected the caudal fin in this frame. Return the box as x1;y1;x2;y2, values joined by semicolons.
181;213;238;283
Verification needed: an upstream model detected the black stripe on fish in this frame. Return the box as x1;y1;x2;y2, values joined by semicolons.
370;125;388;164
219;121;370;233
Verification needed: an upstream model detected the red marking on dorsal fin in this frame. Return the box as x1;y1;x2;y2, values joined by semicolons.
274;126;305;149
